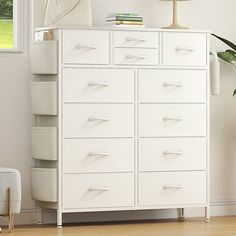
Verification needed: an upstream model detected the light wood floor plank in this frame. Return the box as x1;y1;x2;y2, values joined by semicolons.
2;217;236;236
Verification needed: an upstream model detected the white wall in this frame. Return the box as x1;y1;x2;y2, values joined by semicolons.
1;0;236;225
0;0;37;225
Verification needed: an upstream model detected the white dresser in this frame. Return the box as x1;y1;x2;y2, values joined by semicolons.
30;27;210;227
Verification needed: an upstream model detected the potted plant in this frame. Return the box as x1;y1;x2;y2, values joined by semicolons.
212;34;236;95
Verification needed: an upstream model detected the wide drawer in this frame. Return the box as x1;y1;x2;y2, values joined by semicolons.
63;104;134;138
63;173;134;209
63;30;110;65
63;68;134;103
63;139;134;173
139;172;206;206
114;48;158;65
114;31;159;48
139;104;206;137
162;32;207;66
139;138;206;171
139;69;207;103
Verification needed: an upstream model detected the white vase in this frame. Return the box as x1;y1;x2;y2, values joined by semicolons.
43;0;93;27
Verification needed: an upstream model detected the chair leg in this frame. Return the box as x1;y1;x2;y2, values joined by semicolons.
7;188;14;233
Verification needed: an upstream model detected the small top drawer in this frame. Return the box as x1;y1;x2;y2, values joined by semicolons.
114;31;159;48
162;32;207;66
63;30;110;65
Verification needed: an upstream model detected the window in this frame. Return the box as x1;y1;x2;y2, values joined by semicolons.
0;0;22;52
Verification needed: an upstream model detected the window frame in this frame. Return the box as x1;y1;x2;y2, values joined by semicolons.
0;0;23;53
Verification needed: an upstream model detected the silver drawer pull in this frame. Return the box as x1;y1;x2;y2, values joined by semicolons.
75;44;97;50
163;83;183;88
163;116;183;122
88;187;110;192
163;151;182;156
126;55;146;60
88;116;109;122
126;37;146;43
163;185;183;190
88;82;109;87
175;47;194;52
88;152;110;157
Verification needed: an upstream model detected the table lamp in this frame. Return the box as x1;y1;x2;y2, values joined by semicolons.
160;0;190;29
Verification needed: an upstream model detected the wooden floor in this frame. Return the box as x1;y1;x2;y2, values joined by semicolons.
2;217;236;236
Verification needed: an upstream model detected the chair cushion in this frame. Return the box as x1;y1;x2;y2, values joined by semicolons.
0;168;21;214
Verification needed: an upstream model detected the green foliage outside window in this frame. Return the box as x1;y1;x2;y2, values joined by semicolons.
0;0;13;49
0;0;13;19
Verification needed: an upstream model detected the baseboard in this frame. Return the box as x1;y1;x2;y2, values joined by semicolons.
2;201;236;226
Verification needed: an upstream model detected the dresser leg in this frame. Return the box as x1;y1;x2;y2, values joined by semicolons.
205;207;210;222
177;208;185;221
57;211;62;229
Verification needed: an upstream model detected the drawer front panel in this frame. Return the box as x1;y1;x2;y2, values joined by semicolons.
139;138;206;171
139;104;206;137
63;30;110;64
114;48;158;65
63;139;134;173
139;70;207;103
63;173;134;209
162;32;207;66
139;172;206;206
114;31;158;48
63;104;134;138
63;68;135;103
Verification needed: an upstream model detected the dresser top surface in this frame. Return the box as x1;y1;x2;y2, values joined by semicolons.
35;26;211;34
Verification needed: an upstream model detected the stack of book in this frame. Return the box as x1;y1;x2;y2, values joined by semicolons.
105;13;144;28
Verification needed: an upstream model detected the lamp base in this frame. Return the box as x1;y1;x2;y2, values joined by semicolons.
162;23;189;30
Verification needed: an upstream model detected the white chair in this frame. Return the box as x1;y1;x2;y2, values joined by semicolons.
0;168;21;232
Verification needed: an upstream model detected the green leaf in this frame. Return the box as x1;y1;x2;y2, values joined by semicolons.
217;51;236;66
233;89;236;96
212;34;236;52
226;49;236;56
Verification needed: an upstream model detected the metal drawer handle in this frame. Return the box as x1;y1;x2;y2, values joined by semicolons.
163;185;183;190
175;47;194;52
88;187;110;192
88;82;109;87
163;116;183;122
163;83;183;88
126;55;146;60
126;37;146;43
88;116;109;122
163;151;182;156
75;44;97;50
88;152;110;157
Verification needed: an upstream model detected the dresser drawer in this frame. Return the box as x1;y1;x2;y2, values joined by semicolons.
139;104;206;137
139;70;207;103
139;138;206;171
63;68;134;103
162;32;207;66
63;30;110;64
114;48;158;65
63;139;134;173
114;31;158;48
63;104;134;138
63;173;134;209
139;172;206;206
